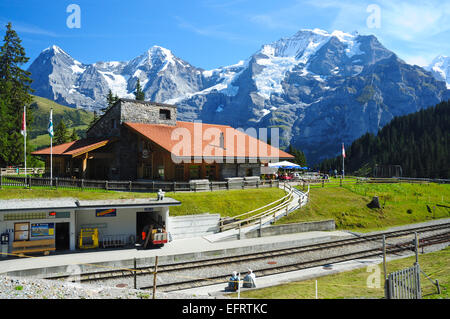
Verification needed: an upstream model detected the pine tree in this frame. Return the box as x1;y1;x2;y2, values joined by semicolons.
134;79;145;101
287;144;307;166
88;111;99;130
70;128;79;141
103;89;119;112
54;120;70;145
0;22;33;166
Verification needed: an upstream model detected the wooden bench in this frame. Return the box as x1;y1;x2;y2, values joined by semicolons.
12;239;56;256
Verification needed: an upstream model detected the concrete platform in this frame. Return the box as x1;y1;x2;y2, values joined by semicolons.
0;230;352;277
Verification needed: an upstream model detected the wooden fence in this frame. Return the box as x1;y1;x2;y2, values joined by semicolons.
0;174;280;193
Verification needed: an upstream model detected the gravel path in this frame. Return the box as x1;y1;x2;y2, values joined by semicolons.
0;275;225;299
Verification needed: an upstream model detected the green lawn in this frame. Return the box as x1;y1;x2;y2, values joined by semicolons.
0;187;285;218
276;182;450;232
234;247;450;299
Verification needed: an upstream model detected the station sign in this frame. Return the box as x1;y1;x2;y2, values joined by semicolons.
95;208;117;217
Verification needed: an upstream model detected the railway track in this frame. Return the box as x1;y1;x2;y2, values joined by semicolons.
48;222;450;291
147;232;450;292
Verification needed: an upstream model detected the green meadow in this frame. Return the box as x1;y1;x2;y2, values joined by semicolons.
277;182;450;232
234;247;450;299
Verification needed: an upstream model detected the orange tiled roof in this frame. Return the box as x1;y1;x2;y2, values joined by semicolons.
124;121;293;160
31;138;113;158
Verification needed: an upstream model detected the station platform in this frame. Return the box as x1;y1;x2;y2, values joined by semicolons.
0;230;352;277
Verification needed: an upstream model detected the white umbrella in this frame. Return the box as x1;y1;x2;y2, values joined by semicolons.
268;161;301;169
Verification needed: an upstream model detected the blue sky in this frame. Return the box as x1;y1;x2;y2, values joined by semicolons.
1;0;449;69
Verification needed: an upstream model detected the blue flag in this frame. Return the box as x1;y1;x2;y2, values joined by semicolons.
48;109;54;137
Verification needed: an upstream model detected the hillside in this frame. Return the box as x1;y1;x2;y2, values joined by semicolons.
28;95;94;150
319;100;450;178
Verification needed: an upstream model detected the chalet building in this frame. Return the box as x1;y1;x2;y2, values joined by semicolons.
32;99;293;181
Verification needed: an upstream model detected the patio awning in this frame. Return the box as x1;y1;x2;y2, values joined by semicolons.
268;161;301;169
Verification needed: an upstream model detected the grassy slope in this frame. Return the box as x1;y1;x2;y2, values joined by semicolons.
277;182;450;232
235;247;450;299
0;187;285;217
29;95;94;150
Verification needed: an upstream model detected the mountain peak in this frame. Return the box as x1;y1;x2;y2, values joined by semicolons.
43;44;68;56
427;55;450;88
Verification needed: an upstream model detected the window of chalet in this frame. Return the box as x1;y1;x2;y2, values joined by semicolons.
189;165;200;179
157;165;165;180
205;165;216;180
143;164;152;179
159;109;171;120
175;165;184;181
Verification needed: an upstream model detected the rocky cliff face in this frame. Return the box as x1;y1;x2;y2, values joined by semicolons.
28;29;450;163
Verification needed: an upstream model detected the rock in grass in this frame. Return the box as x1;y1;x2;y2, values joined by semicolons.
367;196;381;209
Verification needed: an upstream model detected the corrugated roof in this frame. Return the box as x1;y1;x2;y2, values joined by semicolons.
31;138;113;158
124;121;294;160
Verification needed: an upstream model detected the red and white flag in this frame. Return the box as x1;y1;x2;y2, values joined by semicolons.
342;143;346;158
20;107;26;136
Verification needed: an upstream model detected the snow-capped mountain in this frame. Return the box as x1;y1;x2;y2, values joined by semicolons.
28;45;206;110
426;55;450;88
28;29;450;163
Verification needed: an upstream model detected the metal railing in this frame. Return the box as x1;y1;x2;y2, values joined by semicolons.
218;183;308;232
386;263;422;299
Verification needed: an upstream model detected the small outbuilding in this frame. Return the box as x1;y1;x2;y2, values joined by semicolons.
0;197;180;257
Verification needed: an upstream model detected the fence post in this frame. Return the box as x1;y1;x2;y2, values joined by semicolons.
105;180;108;191
173;181;176;193
134;257;137;289
81;179;84;191
55;177;58;190
259;218;262;237
152;256;158;299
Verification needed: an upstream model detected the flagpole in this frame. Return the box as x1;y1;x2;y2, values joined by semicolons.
50;136;53;182
49;108;53;185
23;105;27;180
342;143;345;180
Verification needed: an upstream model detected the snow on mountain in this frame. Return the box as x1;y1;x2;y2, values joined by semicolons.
426;55;450;88
250;29;363;100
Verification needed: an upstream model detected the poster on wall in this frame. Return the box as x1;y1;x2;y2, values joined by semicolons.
14;222;30;241
31;223;55;238
96;208;116;217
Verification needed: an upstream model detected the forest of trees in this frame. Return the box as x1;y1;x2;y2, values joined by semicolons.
319;100;450;178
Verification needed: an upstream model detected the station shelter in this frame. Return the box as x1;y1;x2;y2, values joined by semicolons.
0;197;180;257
